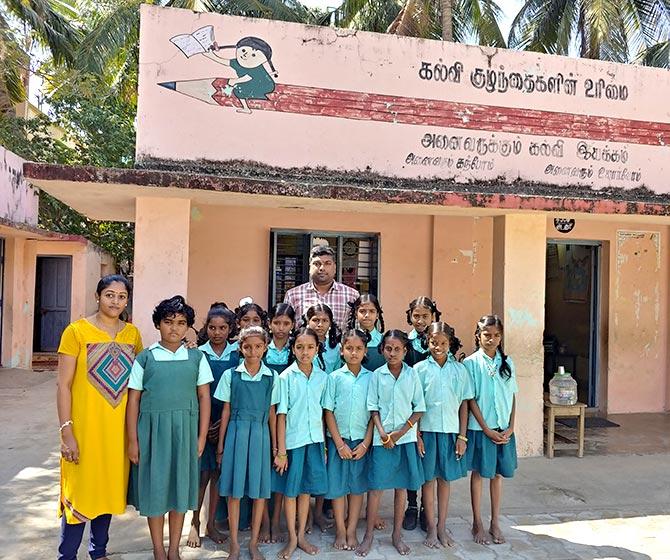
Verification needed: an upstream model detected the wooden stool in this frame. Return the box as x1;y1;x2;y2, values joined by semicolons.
544;398;587;458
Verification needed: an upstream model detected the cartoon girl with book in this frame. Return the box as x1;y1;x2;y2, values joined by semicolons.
204;37;278;114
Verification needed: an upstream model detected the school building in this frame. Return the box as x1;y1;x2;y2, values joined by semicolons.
21;5;670;456
0;146;114;369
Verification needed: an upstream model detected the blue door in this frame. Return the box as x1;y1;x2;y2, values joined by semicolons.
34;256;72;352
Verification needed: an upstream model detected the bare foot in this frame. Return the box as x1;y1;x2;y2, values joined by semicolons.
423;527;439;548
153;546;168;560
186;524;201;548
205;523;227;544
437;526;455;547
489;523;506;544
277;537;297;559
333;532;349;550
228;541;241;560
270;523;286;543
249;541;266;560
258;530;271;544
374;517;385;530
167;550;182;560
472;522;491;545
346;531;360;550
298;536;319;555
392;533;411;555
315;513;334;532
355;532;373;557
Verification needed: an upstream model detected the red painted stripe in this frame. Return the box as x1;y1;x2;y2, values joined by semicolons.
209;79;670;147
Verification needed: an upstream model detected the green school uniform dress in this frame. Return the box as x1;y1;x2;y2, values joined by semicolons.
405;329;430;366
127;344;213;516
415;354;474;482
264;340;290;374
199;341;240;472
464;349;518;478
364;329;385;371
214;363;279;499
367;363;426;491
322;365;372;498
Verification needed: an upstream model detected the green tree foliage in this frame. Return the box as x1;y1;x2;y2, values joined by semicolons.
0;77;136;274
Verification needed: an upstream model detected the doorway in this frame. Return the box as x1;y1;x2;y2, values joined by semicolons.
544;242;601;408
33;256;72;352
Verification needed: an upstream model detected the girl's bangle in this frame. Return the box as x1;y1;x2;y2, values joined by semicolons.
216;451;223;456
337;444;346;451
59;420;73;433
361;443;368;450
406;418;414;429
277;452;288;459
382;435;391;445
457;434;468;443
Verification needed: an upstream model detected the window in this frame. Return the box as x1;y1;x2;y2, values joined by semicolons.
269;230;380;306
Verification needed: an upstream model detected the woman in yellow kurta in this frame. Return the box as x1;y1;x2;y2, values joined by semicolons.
56;274;143;560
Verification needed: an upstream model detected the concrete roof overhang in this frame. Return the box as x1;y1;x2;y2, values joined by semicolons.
23;161;670;224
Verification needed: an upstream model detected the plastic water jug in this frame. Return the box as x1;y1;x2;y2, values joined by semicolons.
549;366;578;405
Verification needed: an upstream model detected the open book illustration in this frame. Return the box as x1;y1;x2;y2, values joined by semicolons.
170;25;215;57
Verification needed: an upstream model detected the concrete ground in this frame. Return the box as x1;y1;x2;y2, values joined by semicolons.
1;369;669;560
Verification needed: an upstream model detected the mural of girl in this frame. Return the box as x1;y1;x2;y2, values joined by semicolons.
204;37;278;114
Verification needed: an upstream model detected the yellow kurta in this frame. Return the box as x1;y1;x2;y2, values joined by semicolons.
58;318;143;523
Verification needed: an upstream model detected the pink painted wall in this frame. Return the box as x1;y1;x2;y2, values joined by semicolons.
0;147;38;225
138;5;670;193
545;218;669;413
1;238;113;368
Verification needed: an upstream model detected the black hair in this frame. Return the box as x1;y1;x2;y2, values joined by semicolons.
238;325;270;346
152;295;195;328
234;302;268;330
341;328;371;347
379;329;410;355
347;293;385;333
425;321;462;356
269;303;296;324
474;315;512;380
287;327;325;370
96;274;131;296
196;302;237;346
218;36;278;77
309;244;336;261
303;303;341;349
405;296;442;327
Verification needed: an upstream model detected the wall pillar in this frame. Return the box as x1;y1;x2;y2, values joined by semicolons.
133;197;191;346
492;214;546;457
1;237;32;368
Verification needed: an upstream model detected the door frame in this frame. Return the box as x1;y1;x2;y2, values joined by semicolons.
546;239;603;410
34;255;73;352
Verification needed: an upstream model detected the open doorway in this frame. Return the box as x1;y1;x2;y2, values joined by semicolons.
544;242;601;408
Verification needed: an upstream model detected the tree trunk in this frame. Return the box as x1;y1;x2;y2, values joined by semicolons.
441;0;453;41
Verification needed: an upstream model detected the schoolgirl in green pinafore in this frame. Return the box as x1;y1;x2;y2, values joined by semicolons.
264;303;295;374
347;294;386;372
126;296;213;560
214;326;278;560
187;303;238;548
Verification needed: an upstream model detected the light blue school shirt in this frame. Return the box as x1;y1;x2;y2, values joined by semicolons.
128;342;214;390
321;365;372;440
199;340;237;361
265;340;290;367
367;329;382;348
213;362;280;405
277;362;328;450
415;355;474;434
464;349;518;431
408;329;424;353
367;363;426;446
314;342;342;374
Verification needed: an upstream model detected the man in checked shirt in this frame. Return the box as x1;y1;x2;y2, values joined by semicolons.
284;245;360;331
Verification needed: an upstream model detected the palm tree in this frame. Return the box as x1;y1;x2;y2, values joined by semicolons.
0;0;80;108
508;0;670;65
338;0;506;46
